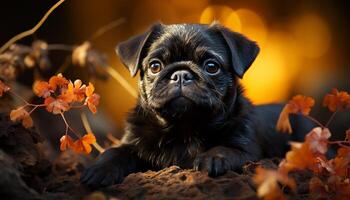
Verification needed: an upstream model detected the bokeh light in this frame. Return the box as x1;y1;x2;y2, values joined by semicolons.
291;14;331;58
200;5;241;32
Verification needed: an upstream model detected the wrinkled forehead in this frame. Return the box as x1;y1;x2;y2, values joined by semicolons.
147;24;228;64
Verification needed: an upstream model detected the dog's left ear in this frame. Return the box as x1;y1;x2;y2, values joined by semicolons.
212;24;260;78
116;23;163;77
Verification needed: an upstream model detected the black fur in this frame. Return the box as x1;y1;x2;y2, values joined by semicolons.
81;23;316;188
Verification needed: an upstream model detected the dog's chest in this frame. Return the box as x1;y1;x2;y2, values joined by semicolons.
136;131;206;168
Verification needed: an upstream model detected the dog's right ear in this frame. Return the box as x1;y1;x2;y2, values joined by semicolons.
116;23;163;77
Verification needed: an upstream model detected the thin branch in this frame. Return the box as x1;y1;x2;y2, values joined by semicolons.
304;115;325;128
107;133;121;145
0;0;66;53
80;112;105;153
325;110;338;128
89;18;125;41
105;66;138;98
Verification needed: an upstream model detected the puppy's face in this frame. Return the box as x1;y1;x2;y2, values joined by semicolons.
116;23;259;120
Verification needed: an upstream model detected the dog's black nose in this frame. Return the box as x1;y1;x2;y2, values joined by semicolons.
170;70;194;85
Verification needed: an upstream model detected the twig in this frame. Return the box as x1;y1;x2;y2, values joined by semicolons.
0;0;66;54
107;133;121;145
80;112;105;153
105;66;138;98
325;110;338;128
89;18;125;41
304;115;325;128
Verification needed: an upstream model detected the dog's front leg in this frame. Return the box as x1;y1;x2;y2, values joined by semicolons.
193;146;259;177
80;145;144;188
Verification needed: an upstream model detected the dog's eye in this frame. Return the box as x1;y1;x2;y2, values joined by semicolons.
149;60;162;74
204;61;220;75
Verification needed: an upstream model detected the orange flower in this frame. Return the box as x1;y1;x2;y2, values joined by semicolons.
323;88;350;112
288;95;315;115
68;79;86;102
85;83;100;114
48;73;69;90
85;93;100;114
60;135;75;151
85;82;95;97
10;107;33;128
33;80;52;98
44;96;70;114
253;166;296;200
0;80;10;97
73;133;96;154
276;95;315;133
305;127;331;154
279;128;330;174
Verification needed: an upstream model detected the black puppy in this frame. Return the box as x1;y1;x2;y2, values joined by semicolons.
81;23;315;188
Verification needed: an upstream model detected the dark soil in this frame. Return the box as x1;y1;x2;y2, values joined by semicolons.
0;113;314;200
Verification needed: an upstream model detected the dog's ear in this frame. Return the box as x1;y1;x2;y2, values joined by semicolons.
211;24;260;78
116;23;163;77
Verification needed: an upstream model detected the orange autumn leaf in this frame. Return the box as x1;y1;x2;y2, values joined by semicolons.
326;147;350;177
73;133;96;154
279;131;327;175
69;79;86;102
33;80;52;98
85;82;95;97
44;96;70;114
323;88;350;112
253;166;296;200
305;127;331;154
0;80;10;97
48;73;69;90
85;93;100;114
10;107;33;128
276;95;315;133
60;135;75;151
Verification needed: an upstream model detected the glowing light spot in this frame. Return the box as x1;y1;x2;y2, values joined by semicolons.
242;39;290;104
291;14;331;58
235;9;268;46
199;5;241;32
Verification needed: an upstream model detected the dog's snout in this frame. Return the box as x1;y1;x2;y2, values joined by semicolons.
170;70;194;85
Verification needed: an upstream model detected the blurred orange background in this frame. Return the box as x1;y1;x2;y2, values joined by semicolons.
1;0;349;129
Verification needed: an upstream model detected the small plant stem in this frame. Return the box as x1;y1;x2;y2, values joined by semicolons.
60;112;81;138
80;112;105;153
0;0;66;53
27;104;45;115
304;115;325;128
325;110;338;128
106;133;121;145
104;66;138;98
9;90;31;105
89;18;125;41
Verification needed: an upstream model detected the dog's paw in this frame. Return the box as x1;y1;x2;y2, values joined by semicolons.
193;152;231;177
80;163;124;189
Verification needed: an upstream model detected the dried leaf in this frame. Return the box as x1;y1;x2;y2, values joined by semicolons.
305;127;331;154
0;80;10;96
85;93;100;114
48;73;69;90
60;135;75;151
44;96;70;114
323;88;350;112
33;80;52;98
73;133;96;154
10;107;33;128
253;166;295;200
276;95;315;133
